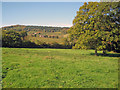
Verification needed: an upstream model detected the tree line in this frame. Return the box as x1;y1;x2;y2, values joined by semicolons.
2;25;69;33
2;30;72;49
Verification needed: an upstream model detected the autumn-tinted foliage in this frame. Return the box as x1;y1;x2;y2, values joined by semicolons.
2;25;70;48
68;2;120;54
2;30;71;49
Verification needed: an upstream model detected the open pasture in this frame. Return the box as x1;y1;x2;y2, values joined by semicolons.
2;48;119;88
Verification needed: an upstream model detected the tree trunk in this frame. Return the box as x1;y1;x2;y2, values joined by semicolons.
95;49;98;56
103;50;106;55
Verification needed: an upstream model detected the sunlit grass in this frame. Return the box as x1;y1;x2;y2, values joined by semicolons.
2;48;118;88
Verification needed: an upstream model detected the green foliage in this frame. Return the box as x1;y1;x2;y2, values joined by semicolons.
2;29;71;49
2;30;22;47
44;35;48;38
2;25;69;48
20;31;27;40
2;48;118;88
63;38;72;49
68;2;120;53
2;30;39;48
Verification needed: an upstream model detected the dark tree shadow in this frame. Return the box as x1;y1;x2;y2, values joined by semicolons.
90;53;120;57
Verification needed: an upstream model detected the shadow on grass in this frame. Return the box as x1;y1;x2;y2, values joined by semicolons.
90;53;120;57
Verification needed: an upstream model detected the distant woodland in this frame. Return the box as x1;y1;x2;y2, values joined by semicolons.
2;25;69;33
1;25;71;49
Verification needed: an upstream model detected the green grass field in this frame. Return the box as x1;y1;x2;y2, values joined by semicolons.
2;48;119;88
27;36;64;44
26;31;66;44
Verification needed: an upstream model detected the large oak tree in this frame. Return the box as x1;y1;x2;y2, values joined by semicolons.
68;2;120;55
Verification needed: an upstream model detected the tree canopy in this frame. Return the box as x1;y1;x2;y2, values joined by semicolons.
2;30;22;47
68;2;120;55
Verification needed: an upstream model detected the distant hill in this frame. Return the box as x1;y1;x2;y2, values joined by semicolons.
2;25;70;45
2;25;70;33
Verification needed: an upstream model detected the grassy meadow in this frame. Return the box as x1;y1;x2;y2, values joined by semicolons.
27;36;64;44
2;48;119;88
26;31;67;44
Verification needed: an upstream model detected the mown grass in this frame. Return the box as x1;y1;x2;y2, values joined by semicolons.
2;48;119;88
